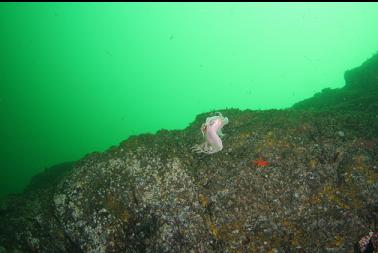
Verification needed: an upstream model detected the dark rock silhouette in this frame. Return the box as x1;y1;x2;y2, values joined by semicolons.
293;52;378;112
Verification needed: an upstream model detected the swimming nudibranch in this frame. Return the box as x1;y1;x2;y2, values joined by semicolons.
192;112;229;154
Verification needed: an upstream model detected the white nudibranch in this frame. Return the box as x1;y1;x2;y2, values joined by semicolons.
191;112;229;154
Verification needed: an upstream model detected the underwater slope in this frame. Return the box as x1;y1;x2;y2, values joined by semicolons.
293;52;378;112
0;55;377;252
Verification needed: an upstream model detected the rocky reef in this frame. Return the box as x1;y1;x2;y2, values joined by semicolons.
0;53;377;253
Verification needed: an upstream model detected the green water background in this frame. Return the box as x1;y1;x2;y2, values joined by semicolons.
1;2;378;198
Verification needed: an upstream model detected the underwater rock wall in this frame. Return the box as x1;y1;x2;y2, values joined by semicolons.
344;52;378;91
0;55;377;253
293;52;378;112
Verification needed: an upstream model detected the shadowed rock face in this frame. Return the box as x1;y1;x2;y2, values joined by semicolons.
0;54;377;253
345;53;378;91
293;52;378;112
